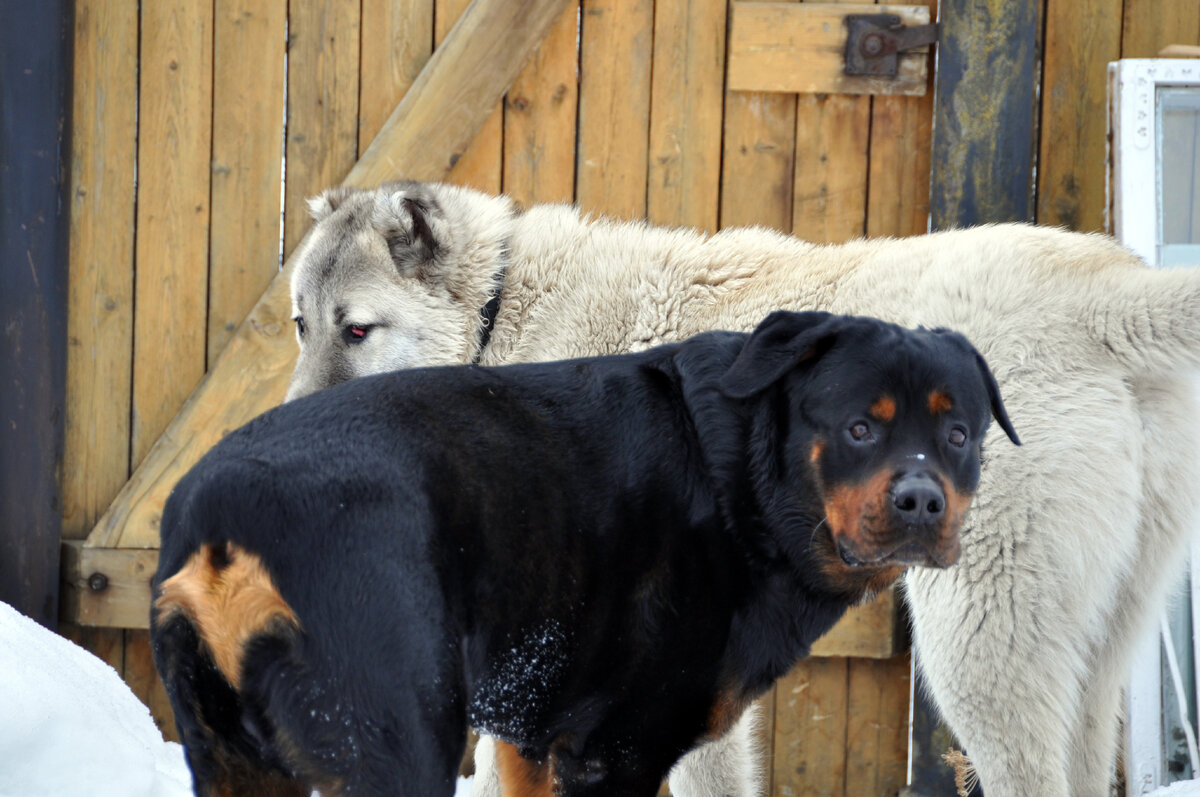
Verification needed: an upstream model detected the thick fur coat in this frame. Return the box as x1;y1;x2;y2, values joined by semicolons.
153;312;1012;796
285;181;1200;797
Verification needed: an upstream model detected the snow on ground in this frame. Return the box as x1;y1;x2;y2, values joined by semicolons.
0;601;473;797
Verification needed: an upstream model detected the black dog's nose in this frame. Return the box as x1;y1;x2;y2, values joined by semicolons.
892;472;945;525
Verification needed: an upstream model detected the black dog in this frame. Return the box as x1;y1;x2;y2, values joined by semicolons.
151;311;1019;796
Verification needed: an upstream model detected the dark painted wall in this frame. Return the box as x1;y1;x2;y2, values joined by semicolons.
0;0;74;628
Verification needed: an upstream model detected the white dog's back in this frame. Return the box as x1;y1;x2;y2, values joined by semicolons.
287;182;1200;797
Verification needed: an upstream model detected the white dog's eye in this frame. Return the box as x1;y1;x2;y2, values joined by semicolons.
293;316;306;339
344;324;371;344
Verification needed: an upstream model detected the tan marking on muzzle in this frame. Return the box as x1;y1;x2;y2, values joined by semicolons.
155;542;299;690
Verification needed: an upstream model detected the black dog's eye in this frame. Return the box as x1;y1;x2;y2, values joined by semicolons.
344;324;371;344
849;421;874;443
948;427;967;447
293;316;306;339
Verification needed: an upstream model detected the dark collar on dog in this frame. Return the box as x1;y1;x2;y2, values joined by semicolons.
473;264;506;364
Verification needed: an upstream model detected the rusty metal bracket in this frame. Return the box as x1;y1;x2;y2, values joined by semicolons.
844;14;938;78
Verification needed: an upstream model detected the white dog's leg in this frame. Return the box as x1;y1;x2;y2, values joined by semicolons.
909;604;1077;797
1068;379;1200;797
667;703;764;797
470;734;502;797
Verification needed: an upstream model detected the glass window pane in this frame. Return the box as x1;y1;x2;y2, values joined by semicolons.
1158;87;1200;266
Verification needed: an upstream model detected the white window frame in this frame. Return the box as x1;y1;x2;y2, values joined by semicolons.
1109;57;1200;795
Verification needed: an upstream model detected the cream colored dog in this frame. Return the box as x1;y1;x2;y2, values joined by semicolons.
286;181;1200;797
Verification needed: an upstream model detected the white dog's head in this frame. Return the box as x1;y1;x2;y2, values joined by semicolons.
286;181;513;401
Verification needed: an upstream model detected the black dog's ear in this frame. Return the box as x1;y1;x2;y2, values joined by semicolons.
974;351;1020;446
720;311;844;399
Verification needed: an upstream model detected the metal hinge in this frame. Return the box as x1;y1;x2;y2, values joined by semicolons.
844;14;938;78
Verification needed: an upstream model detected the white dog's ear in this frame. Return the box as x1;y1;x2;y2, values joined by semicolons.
372;191;442;275
306;186;357;222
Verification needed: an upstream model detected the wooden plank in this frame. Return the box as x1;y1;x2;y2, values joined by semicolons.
79;0;573;564
793;92;870;242
503;0;580;207
928;0;1038;230
575;0;654;220
208;0;287;361
359;0;434;153
1122;0;1200;58
844;653;911;796
727;2;931;96
63;0;137;539
866;0;936;239
351;0;571;192
282;0;361;259
865;89;932;238
1036;0;1122;232
719;0;797;234
124;630;177;740
61;542;158;629
789;0;871;244
132;0;214;467
773;657;849;796
647;0;728;232
810;589;902;658
437;0;502;193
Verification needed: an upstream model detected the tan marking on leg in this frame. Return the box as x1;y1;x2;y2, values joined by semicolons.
155;543;299;690
495;740;555;797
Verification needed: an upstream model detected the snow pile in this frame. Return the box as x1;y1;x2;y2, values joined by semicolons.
0;601;191;797
0;601;475;797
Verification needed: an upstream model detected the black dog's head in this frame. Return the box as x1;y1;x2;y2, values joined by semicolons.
721;311;1018;581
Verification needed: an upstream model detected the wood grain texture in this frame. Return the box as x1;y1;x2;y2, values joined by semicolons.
867;31;934;239
648;0;727;232
793;91;870;242
359;0;434;154
576;0;653;220
1122;0;1200;58
124;630;177;740
131;0;214;468
436;0;503;193
844;653;911;796
208;0;286;361
503;0;580;207
1036;0;1122;232
720;14;797;236
773;657;850;797
63;0;137;539
80;0;572;561
350;0;573;192
810;589;902;658
61;542;158;629
727;2;931;96
282;0;361;258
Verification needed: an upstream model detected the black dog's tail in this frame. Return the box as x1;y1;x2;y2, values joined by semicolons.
151;542;311;797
